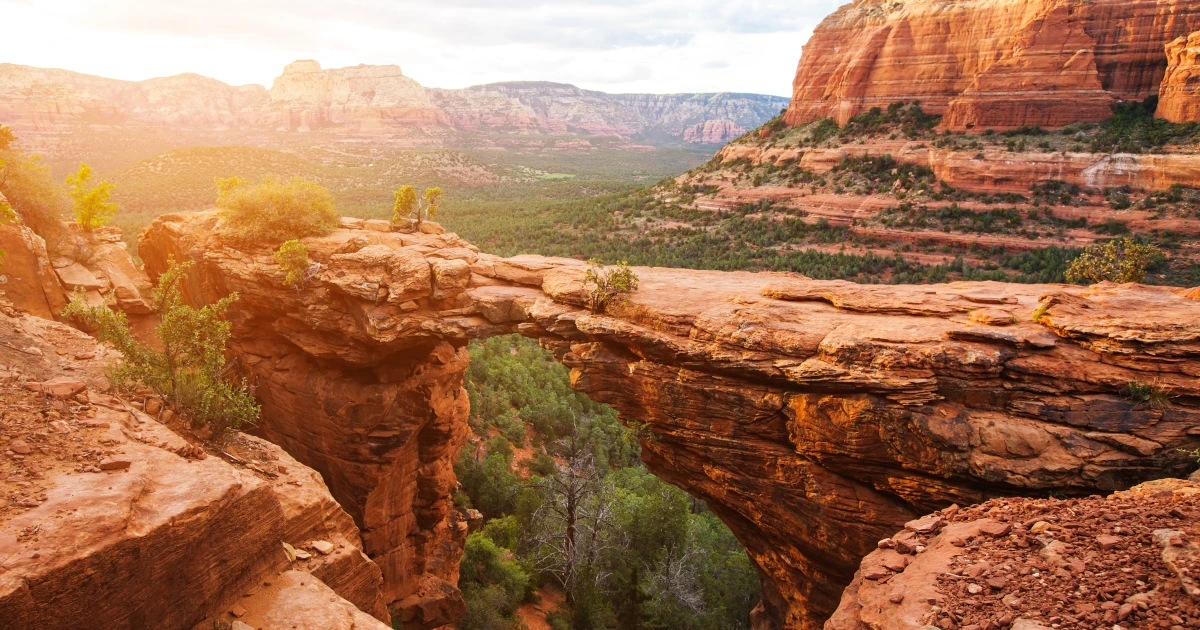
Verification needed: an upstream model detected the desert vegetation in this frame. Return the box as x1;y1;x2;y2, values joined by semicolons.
61;259;260;436
454;335;759;630
215;175;339;246
1065;238;1165;284
66;163;118;231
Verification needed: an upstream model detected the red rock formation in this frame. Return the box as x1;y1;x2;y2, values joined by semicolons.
718;141;1200;194
826;477;1200;630
0;203;152;321
1156;31;1200;122
942;4;1113;131
141;212;1200;630
684;119;747;144
785;0;1200;130
0;311;390;630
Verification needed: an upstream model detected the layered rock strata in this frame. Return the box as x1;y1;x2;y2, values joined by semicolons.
785;0;1200;130
1156;31;1200;123
141;211;1200;630
0;62;788;145
0;311;390;630
718;141;1200;194
827;477;1200;630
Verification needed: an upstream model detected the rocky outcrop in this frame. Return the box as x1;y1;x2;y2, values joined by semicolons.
0;204;151;320
0;62;788;146
784;0;1200;130
1156;31;1200;122
0;310;390;630
827;477;1200;630
141;211;1200;630
683;119;747;144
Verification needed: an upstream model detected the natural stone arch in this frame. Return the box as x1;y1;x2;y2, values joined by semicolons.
141;211;1200;630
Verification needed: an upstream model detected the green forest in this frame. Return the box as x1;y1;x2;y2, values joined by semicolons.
452;336;759;630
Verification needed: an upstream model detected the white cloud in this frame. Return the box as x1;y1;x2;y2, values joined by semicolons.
1;0;838;95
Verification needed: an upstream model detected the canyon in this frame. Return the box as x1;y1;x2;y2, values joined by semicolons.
122;211;1198;630
784;0;1200;130
0;60;788;148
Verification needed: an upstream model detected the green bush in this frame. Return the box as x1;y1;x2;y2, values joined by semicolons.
61;259;260;436
581;259;639;313
216;176;339;246
1065;238;1164;284
273;239;312;287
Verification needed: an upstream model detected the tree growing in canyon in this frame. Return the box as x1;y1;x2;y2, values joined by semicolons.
1065;238;1164;284
581;259;639;314
66;163;118;232
523;431;619;614
392;184;442;230
216;175;338;246
62;259;260;436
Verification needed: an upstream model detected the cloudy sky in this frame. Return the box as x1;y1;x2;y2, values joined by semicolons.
3;0;841;96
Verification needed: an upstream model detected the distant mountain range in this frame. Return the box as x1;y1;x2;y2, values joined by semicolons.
0;60;789;147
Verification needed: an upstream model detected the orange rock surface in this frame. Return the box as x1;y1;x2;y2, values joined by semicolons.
1156;30;1200;122
826;478;1200;630
0;311;389;630
784;0;1200;130
141;212;1200;630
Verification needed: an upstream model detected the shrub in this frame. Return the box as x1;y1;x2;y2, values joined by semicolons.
61;259;259;436
581;259;639;314
1064;238;1164;284
66;163;118;231
216;176;338;246
1122;381;1171;409
273;239;313;287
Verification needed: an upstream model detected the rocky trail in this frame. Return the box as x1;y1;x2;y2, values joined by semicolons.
830;477;1200;630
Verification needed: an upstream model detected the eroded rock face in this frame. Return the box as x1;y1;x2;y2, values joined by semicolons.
0;204;152;321
141;211;1200;630
0;311;389;630
268;60;448;133
683;119;747;144
784;0;1200;130
0;62;788;145
1156;31;1200;123
719;141;1200;194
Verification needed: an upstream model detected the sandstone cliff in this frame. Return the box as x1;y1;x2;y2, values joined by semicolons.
1156;31;1200;122
785;0;1200;130
141;211;1200;630
0;309;391;630
684;119;747;144
0;62;788;146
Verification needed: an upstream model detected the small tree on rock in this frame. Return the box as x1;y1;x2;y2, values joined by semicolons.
62;259;259;437
392;185;442;229
66;163;117;231
581;259;639;314
273;239;316;287
1065;238;1164;284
